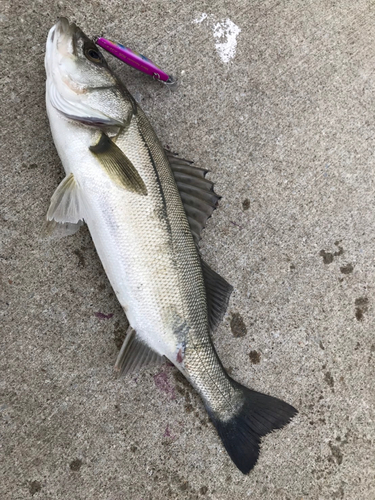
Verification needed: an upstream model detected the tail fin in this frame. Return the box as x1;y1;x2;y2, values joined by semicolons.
207;380;297;474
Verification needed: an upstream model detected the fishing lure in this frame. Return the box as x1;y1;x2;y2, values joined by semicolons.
94;37;175;85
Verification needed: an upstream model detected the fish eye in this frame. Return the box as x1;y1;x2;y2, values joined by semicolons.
85;48;102;63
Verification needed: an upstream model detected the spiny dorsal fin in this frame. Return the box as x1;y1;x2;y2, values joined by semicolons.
165;150;231;328
166;150;221;244
90;133;147;195
201;259;233;331
114;327;165;377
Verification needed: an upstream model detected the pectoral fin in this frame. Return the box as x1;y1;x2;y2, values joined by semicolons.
115;327;164;376
90;133;147;195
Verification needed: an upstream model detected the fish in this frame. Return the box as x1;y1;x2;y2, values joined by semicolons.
44;18;297;474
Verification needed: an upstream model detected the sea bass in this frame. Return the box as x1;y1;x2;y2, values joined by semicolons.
44;18;297;474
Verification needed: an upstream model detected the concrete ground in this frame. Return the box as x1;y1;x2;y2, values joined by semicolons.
1;1;374;498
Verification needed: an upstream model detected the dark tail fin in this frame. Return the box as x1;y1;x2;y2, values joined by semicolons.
207;380;297;474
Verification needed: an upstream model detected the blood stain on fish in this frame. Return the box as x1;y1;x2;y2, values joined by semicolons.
163;424;171;437
153;371;176;400
94;312;114;320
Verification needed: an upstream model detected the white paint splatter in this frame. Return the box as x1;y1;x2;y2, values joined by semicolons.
192;14;241;63
213;19;241;63
193;13;208;24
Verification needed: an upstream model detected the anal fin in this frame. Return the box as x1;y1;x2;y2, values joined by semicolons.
115;327;165;376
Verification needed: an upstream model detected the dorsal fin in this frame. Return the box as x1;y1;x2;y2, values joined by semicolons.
114;327;164;376
201;259;233;331
166;150;221;244
166;150;232;328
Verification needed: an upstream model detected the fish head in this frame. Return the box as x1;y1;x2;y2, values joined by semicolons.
45;18;134;128
45;18;115;90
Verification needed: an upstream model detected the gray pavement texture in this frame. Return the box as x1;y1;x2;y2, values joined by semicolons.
1;1;374;499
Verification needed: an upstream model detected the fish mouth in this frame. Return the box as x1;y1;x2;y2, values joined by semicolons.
45;18;83;72
45;18;84;110
51;17;80;43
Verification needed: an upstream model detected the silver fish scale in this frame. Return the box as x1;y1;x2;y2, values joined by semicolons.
114;107;239;417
